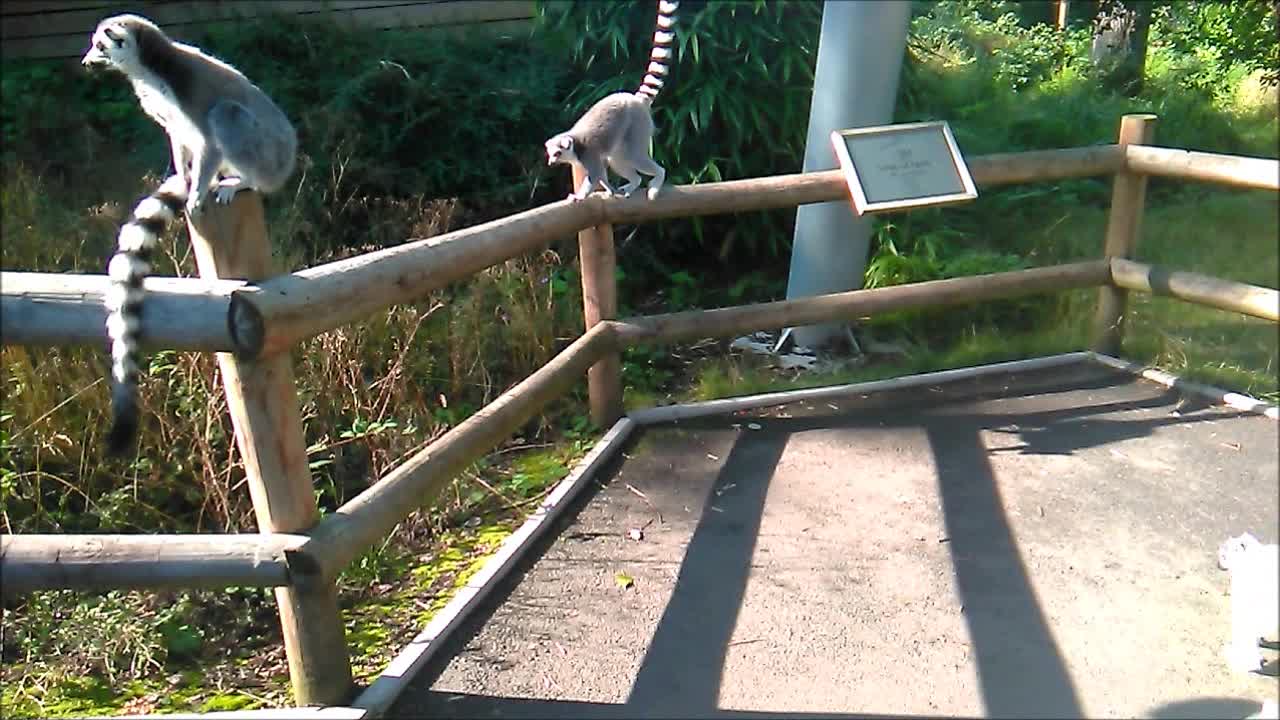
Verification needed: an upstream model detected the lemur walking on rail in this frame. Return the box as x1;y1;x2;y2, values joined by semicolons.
81;14;298;455
545;0;679;202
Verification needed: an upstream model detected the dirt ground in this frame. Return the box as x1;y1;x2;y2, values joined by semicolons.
391;362;1280;719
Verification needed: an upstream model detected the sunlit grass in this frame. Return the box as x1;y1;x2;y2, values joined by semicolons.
678;190;1277;406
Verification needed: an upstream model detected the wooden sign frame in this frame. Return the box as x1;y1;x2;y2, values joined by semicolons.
830;121;978;216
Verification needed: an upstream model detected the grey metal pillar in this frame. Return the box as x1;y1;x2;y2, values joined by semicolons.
782;0;912;350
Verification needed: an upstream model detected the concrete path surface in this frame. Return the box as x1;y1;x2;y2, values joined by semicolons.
391;362;1279;719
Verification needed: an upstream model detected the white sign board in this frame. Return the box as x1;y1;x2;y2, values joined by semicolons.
830;121;977;216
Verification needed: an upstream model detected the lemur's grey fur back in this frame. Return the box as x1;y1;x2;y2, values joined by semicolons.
82;13;296;455
545;1;679;202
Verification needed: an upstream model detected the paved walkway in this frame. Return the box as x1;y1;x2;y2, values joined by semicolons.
391;362;1279;719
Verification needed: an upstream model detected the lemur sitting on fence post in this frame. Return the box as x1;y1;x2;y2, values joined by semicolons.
545;1;679;202
81;14;298;455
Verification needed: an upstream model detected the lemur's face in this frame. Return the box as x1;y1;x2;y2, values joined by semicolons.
82;15;148;71
545;135;577;166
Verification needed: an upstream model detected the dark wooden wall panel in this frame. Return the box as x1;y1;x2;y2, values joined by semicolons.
1;1;534;60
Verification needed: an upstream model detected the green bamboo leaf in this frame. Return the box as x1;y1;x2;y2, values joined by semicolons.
753;55;769;78
726;108;745;141
698;91;714;135
684;103;700;133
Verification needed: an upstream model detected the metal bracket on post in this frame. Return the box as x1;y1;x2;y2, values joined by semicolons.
772;326;863;356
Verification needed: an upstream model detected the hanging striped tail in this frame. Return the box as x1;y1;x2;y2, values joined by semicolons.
104;173;188;456
636;0;678;102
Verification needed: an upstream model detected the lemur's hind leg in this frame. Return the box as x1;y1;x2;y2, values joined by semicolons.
607;156;643;198
206;99;272;205
623;148;664;200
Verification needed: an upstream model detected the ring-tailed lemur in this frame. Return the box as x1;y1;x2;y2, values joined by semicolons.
1246;699;1278;720
1246;700;1279;720
545;0;678;202
1217;532;1279;674
81;14;298;455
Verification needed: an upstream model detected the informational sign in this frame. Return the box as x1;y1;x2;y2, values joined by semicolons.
830;121;977;215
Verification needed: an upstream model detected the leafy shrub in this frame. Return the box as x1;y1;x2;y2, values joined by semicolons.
1153;0;1279;87
0;16;592;534
537;0;823;282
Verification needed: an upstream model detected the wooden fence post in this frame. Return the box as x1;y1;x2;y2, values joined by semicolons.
184;193;353;707
1092;113;1157;355
572;167;623;426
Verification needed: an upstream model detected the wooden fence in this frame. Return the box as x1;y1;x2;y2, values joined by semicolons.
0;0;536;60
2;114;1278;708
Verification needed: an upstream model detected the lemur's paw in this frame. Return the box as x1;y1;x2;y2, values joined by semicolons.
213;177;246;205
213;185;238;205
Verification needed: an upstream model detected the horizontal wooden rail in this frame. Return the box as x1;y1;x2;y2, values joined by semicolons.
1110;258;1279;321
303;323;614;578
613;260;1112;346
966;144;1125;187
0;272;254;353
238;145;1122;356
235;201;602;357
1;533;311;596
1125;145;1280;191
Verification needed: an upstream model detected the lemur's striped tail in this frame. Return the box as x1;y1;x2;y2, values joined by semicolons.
104;173;187;456
636;0;678;103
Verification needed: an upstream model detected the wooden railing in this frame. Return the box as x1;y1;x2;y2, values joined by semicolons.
2;114;1277;707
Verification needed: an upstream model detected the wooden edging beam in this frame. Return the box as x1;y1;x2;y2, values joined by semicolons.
303;322;615;579
236;145;1122;357
1125;144;1280;191
628;352;1093;425
1110;258;1279;322
104;707;366;720
350;417;637;718
0;533;308;597
611;260;1112;347
0;271;251;353
1086;352;1279;420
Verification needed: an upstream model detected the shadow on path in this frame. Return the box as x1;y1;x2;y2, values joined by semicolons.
394;365;1266;719
624;429;790;714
